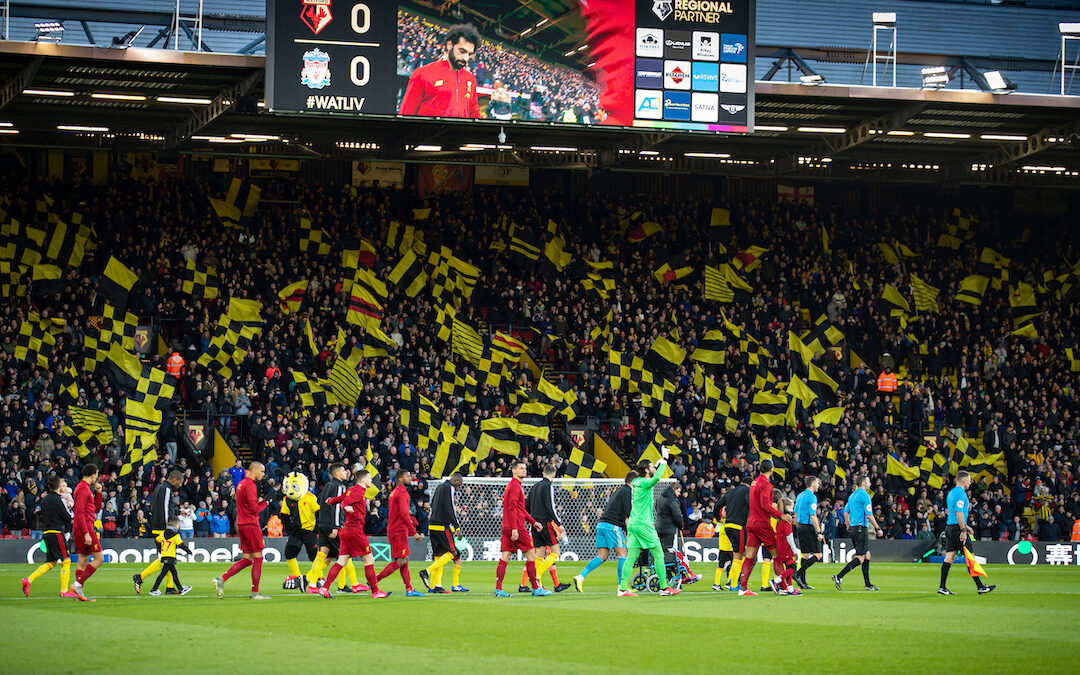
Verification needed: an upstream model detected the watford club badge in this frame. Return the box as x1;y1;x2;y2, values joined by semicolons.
301;0;333;35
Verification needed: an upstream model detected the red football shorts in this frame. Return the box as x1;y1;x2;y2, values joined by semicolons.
74;529;102;556
388;534;410;559
339;527;371;557
500;526;534;553
745;521;777;550
238;523;264;554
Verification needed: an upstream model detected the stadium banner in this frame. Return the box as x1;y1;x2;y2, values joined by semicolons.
5;537;1077;566
417;164;474;196
351;160;406;188
474;165;529;187
266;0;753;134
249;158;301;177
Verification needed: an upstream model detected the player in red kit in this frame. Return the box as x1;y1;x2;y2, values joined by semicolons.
494;460;550;597
70;464;104;601
376;471;425;597
771;494;801;596
319;470;390;599
399;23;482;119
213;462;270;600
737;459;793;596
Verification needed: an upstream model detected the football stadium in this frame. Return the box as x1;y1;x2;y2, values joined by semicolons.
1;0;1079;671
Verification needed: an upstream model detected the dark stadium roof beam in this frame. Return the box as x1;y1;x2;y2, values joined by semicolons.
7;4;265;34
164;69;261;149
949;119;1080;179
798;100;927;162
0;56;43;111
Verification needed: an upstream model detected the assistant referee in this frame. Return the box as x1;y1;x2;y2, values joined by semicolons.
939;470;996;595
794;475;825;589
833;475;882;591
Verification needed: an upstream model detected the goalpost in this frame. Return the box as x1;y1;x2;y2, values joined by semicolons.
426;477;674;564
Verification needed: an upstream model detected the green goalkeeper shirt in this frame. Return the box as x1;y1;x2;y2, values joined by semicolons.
628;459;666;529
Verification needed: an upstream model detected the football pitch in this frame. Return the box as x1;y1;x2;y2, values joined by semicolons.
2;562;1078;673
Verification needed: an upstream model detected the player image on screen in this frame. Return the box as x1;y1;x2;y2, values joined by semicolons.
397;10;602;124
399;22;483;119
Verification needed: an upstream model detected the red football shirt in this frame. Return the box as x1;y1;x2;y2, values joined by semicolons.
387;484;417;537
235;476;266;527
748;474;783;528
72;480;101;535
501;477;536;532
328;485;367;529
399;58;482;119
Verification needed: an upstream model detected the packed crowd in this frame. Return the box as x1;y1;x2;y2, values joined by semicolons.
397;10;603;124
1;166;1079;547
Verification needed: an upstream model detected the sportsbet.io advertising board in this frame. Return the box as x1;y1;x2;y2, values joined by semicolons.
266;0;754;134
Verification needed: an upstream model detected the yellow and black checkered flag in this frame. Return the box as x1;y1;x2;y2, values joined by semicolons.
197;315;258;378
44;220;88;268
181;258;221;300
639;368;676;417
442;360;478;402
346;266;387;332
63;407;114;458
100;256;138;309
565;448;606;479
696;366;739;432
101;303;138;352
293;371;336;408
132;365;178;412
55;363;80;405
120;397;162;476
14;318;56;368
802;314;844;355
30;264;64;297
298;217;332;256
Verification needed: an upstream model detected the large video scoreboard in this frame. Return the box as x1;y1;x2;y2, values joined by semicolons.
266;0;754;133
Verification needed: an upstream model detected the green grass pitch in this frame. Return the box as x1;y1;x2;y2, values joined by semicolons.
2;561;1078;673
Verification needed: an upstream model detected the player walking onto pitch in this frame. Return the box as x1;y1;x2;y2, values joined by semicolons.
938;471;996;596
793;475;825;589
304;463;363;594
736;459;793;597
573;470;636;592
134;470;183;594
376;471;425;597
520;464;572;592
713;475;749;591
213;462;270;600
420;473;467;594
319;470;389;599
833;475;882;591
69;464;105;601
22;475;73;598
618;446;681;597
493;460;550;597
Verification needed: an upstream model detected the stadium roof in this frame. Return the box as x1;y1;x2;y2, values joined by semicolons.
0;41;1077;187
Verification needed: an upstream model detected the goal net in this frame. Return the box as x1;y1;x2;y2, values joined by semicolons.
426;477;672;563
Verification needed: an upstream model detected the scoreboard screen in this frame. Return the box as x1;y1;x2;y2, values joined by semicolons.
266;0;755;134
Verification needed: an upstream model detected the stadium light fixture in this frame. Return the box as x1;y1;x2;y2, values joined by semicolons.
91;92;147;101
530;145;578;152
413;144;442;152
563;49;576;57
872;12;896;27
800;74;824;85
886;130;915;136
0;129;18;134
754;125;788;132
921;66;949;89
57;125;108;132
35;21;64;43
0;122;12;127
980;134;1027;141
230;133;280;141
983;71;1016;93
639;150;660;155
156;95;213;105
23;88;74;97
924;131;971;139
797;126;845;134
685;152;731;158
1059;23;1080;36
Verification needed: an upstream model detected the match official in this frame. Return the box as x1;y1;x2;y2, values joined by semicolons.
833;475;881;591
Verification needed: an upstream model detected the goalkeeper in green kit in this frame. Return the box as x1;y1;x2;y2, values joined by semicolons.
618;446;682;597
